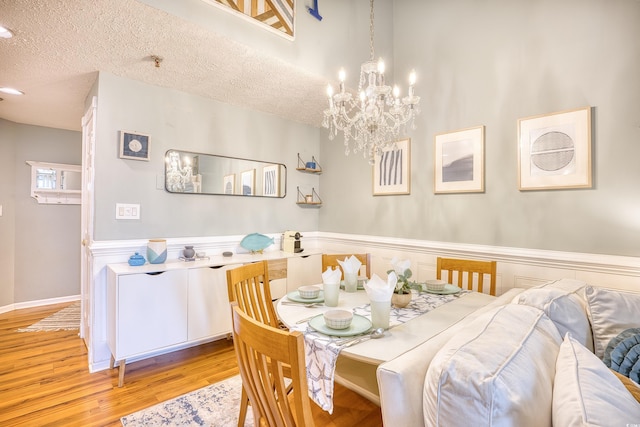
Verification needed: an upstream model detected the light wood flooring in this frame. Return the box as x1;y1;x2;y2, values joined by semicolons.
0;302;383;426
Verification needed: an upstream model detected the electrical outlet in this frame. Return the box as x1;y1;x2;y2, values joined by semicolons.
115;203;140;220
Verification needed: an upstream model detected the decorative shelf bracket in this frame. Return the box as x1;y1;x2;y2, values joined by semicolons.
296;186;322;207
296;153;322;174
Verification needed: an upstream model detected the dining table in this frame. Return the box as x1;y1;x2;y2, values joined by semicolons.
275;284;496;412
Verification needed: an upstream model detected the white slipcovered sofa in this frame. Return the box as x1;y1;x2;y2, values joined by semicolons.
377;279;640;426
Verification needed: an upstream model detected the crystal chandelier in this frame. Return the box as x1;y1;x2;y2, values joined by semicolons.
322;0;420;164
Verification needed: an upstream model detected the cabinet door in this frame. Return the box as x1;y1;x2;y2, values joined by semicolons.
286;254;322;293
188;265;233;341
117;270;188;359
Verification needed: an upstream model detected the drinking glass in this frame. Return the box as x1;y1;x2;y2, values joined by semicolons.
323;282;340;307
344;272;358;293
370;299;391;329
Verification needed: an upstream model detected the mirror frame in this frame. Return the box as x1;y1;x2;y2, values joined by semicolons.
164;149;287;198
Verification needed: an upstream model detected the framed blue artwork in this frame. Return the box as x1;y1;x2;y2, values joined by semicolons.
120;131;150;161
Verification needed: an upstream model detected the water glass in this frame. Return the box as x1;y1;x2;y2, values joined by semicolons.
344;272;358;293
323;282;340;307
370;300;391;329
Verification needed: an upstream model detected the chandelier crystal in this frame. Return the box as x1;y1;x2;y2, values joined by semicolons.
322;0;420;164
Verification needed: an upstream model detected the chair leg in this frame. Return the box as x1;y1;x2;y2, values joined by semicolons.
238;386;249;427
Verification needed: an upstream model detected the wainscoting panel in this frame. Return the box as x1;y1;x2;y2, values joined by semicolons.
84;231;640;372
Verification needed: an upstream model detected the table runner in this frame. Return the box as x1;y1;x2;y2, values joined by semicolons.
291;289;469;413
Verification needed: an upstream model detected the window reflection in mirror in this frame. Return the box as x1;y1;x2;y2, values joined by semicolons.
164;150;286;198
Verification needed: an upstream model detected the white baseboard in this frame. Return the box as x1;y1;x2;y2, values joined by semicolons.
0;294;80;315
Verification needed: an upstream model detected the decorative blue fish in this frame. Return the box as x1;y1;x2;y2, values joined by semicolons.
240;233;274;253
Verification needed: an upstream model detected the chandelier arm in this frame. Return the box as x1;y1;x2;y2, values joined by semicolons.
322;0;420;161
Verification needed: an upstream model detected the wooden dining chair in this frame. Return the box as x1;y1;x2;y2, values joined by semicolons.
227;261;289;426
436;257;497;296
227;260;280;329
321;253;372;279
230;302;315;427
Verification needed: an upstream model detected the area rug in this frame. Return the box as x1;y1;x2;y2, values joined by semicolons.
121;375;253;426
17;301;80;332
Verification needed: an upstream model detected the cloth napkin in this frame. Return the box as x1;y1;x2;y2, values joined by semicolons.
364;272;397;302
322;266;342;284
337;255;362;276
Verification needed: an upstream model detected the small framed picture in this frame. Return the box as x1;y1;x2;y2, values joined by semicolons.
373;138;411;196
434;126;485;194
262;164;280;197
223;173;235;194
518;107;592;190
241;169;255;196
119;131;150;161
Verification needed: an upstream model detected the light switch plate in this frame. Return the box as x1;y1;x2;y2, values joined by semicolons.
116;203;140;220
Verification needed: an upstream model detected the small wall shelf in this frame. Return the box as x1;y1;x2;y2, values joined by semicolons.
296;187;322;207
26;161;81;205
296;153;322;174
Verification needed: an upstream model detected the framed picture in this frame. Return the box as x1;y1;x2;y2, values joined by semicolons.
434;126;485;194
518;107;592;190
223;173;235;195
262;164;280;197
241;169;255;196
119;131;150;161
373;138;411;196
200;0;294;39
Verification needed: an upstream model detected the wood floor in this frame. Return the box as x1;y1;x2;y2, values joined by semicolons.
0;302;383;426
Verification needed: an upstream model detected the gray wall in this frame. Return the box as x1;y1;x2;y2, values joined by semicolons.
320;0;640;257
0;120;17;307
1;119;81;304
92;73;322;240
4;0;640;305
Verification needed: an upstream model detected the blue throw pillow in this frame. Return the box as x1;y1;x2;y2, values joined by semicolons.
604;328;640;383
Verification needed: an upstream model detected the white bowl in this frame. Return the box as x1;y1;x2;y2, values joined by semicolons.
425;279;447;292
298;285;320;299
323;310;353;330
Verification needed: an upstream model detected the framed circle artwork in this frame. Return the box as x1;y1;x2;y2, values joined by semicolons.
119;131;150;161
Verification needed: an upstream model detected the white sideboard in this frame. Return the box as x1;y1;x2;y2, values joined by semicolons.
106;252;321;385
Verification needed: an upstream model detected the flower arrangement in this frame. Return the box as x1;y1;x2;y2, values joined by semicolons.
388;258;414;295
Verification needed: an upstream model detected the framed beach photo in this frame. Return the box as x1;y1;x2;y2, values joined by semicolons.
223;173;235;195
518;107;592;190
241;169;255;196
262;164;280;197
373;138;411;196
119;131;150;161
434;126;485;194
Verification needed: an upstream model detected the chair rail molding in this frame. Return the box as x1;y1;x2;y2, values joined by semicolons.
82;231;639;372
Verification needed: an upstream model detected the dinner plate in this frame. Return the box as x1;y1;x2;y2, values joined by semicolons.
308;314;372;337
286;290;325;303
423;284;462;295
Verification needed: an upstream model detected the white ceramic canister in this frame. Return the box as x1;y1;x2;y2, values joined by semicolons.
147;239;167;264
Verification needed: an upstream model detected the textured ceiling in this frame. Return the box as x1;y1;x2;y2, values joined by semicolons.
0;0;328;131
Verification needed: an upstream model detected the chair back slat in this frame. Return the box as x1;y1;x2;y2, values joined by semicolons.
231;303;314;427
436;257;497;296
227;261;279;328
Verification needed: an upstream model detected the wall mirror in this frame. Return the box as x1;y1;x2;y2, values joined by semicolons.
164;149;287;197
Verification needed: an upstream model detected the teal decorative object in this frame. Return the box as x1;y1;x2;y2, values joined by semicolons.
240;233;274;253
128;252;146;266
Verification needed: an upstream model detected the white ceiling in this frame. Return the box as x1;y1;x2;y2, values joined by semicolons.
0;0;329;132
